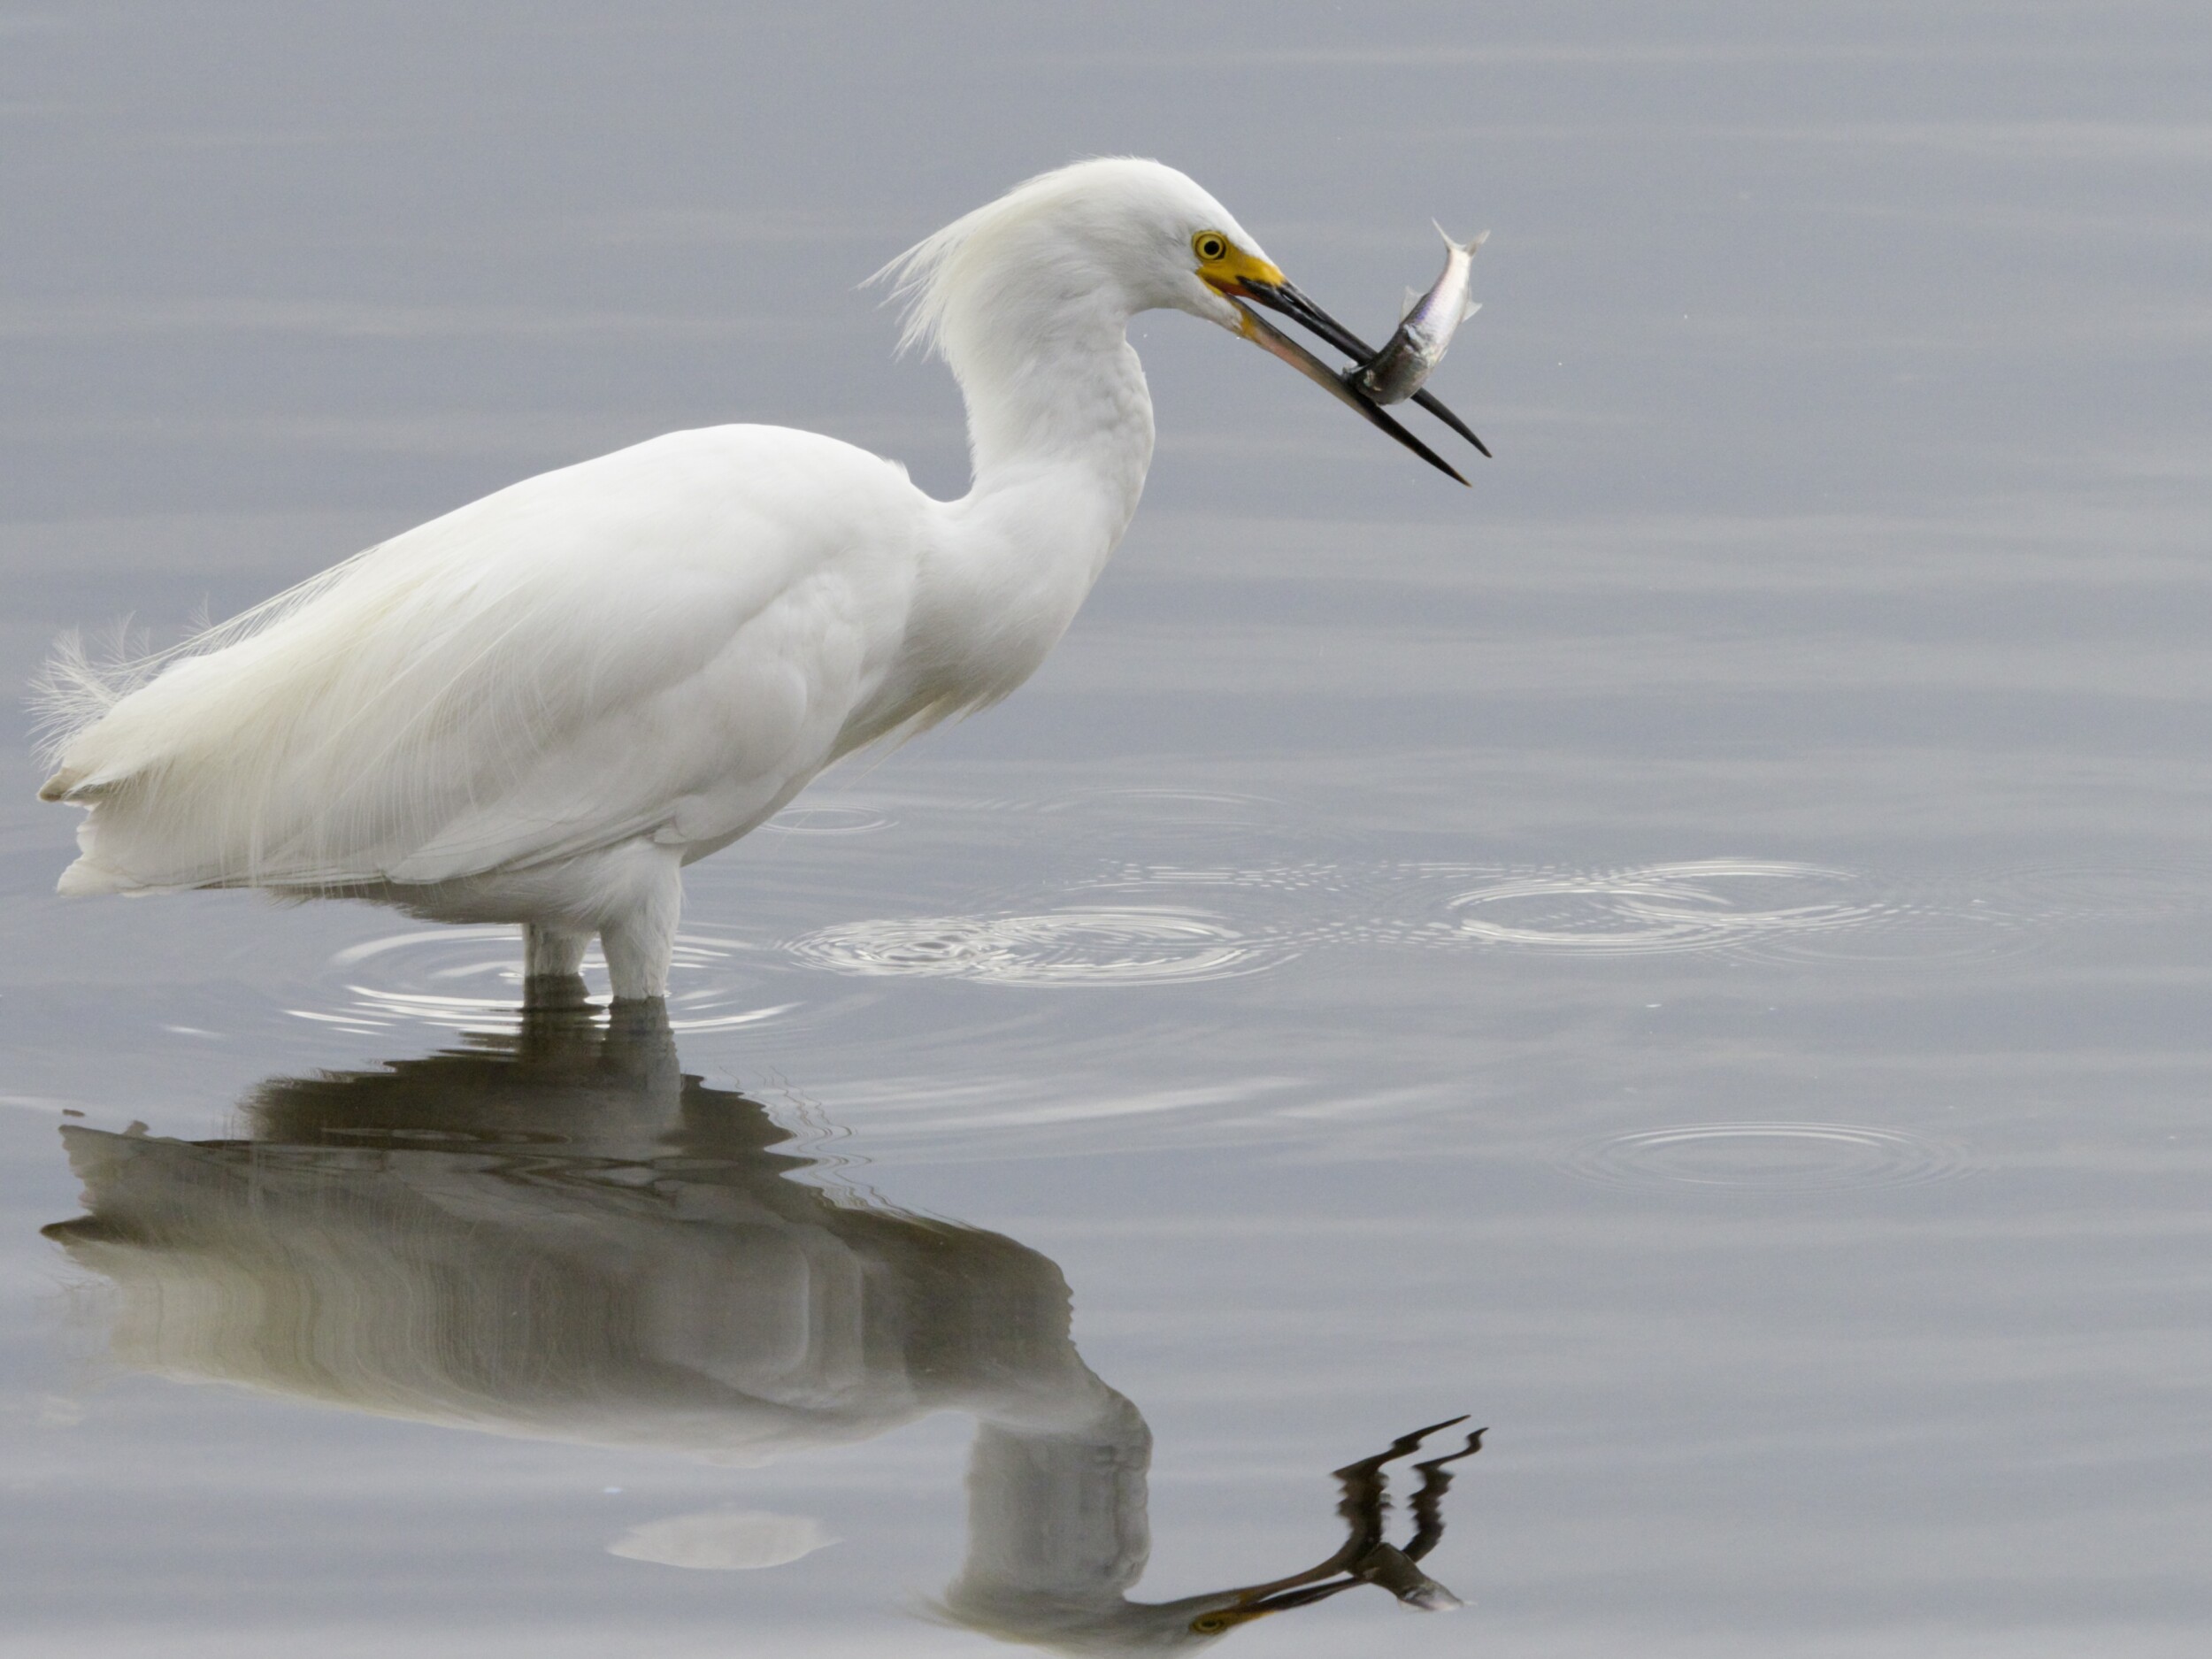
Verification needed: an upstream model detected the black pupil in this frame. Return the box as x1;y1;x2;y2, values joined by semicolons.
1202;238;1221;257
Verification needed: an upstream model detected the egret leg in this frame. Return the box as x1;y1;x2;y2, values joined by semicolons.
600;849;683;1002
522;924;592;1009
524;924;590;978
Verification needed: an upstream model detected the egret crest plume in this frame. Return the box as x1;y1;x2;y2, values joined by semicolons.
871;156;1262;362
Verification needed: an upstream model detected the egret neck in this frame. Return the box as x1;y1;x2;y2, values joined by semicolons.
924;283;1156;707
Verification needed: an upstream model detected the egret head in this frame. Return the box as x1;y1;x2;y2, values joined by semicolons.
879;158;1269;349
877;158;1481;481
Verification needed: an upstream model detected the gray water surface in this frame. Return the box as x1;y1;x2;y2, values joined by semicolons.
4;4;2209;1655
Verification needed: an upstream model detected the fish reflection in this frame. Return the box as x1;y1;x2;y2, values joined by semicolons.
42;1009;1479;1652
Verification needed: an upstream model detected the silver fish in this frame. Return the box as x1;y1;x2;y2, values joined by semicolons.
1354;225;1486;406
1226;297;1471;484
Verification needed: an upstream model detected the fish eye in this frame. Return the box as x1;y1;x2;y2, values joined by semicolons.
1193;231;1229;262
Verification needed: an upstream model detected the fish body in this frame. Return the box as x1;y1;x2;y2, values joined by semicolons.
1353;226;1486;405
1228;298;1471;483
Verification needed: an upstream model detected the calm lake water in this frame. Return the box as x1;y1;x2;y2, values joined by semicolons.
4;4;2209;1655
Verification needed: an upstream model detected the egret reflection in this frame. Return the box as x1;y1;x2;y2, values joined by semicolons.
42;1010;1479;1652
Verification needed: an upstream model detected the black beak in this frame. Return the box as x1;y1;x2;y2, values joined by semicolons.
1245;280;1492;460
1227;299;1470;485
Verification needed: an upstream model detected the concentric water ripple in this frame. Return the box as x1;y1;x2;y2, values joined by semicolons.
300;927;810;1035
1033;787;1289;831
1977;862;2212;921
1563;1121;1971;1193
979;856;2026;965
757;804;897;836
1073;859;1349;906
1433;859;2008;961
979;787;1319;857
785;907;1285;987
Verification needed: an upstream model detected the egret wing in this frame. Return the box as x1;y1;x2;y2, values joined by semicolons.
50;428;929;895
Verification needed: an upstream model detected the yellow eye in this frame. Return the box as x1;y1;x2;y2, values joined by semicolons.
1193;231;1229;262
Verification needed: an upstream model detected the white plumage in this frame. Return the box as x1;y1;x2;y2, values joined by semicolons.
38;158;1457;1000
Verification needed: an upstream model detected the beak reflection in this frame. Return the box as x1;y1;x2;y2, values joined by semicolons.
1187;1415;1486;1633
1233;276;1491;475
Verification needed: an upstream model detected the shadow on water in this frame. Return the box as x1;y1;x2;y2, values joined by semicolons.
40;1005;1481;1654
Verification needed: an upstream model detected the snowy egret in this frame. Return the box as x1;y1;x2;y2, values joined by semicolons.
36;158;1486;1000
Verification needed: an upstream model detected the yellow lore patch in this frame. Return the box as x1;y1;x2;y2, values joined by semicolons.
1192;230;1285;296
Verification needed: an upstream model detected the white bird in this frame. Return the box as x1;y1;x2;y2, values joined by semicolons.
36;158;1485;1001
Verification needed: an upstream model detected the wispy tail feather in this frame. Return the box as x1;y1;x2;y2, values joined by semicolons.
30;541;380;787
28;624;144;773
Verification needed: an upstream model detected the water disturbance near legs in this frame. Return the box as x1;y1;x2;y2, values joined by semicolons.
297;927;810;1036
786;908;1281;986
